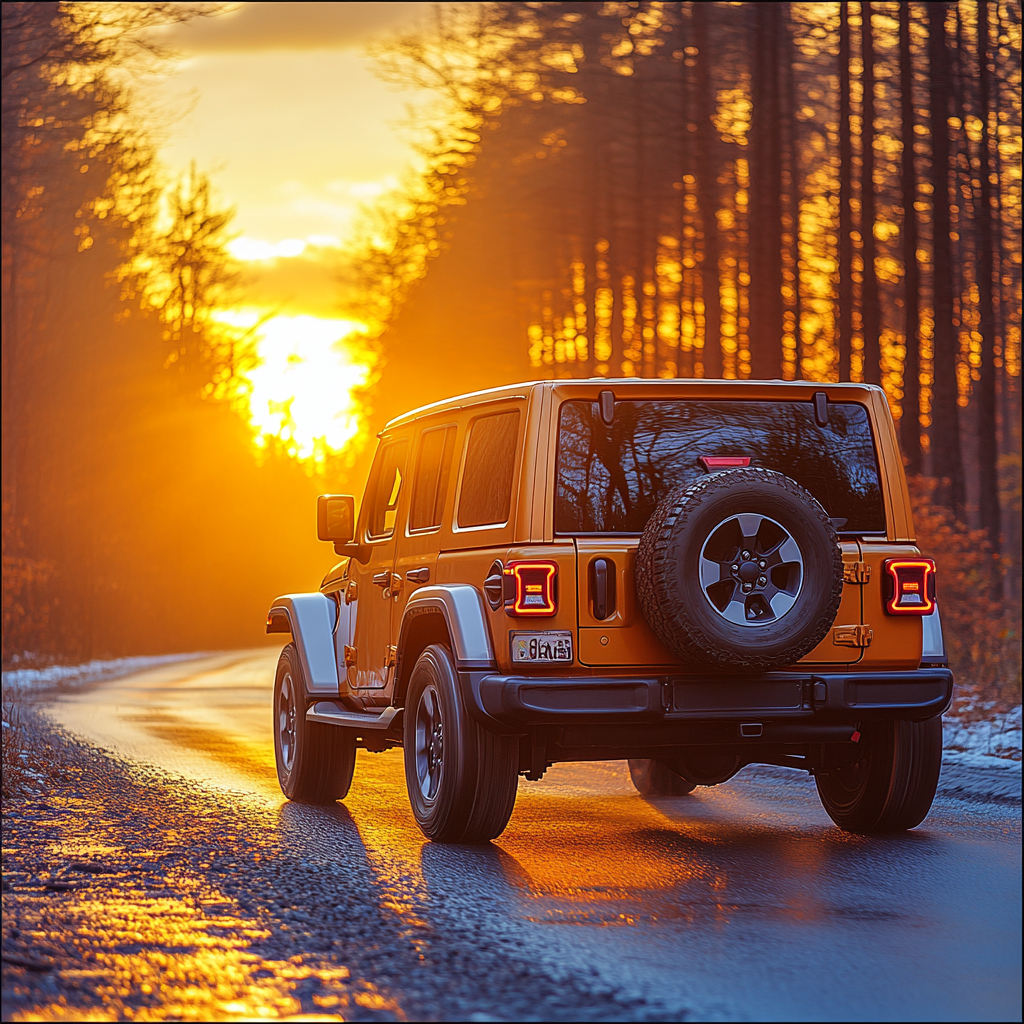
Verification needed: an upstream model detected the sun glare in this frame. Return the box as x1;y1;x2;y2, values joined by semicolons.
228;237;308;261
217;310;372;464
227;235;345;261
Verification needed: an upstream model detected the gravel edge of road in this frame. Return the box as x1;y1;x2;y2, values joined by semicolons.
1;705;689;1023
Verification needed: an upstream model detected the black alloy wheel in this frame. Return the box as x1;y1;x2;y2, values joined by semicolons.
403;644;519;843
273;643;356;803
815;717;943;832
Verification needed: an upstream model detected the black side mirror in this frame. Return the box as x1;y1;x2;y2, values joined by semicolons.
317;494;355;544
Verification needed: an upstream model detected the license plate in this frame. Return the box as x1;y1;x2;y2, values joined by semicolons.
510;631;574;664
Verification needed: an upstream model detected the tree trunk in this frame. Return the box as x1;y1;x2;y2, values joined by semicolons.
837;3;854;381
692;1;723;378
974;0;1001;559
783;5;804;380
926;2;965;513
859;2;882;384
747;1;785;380
899;1;923;474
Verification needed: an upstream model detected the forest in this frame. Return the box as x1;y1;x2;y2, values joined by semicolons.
2;2;1021;709
2;2;328;661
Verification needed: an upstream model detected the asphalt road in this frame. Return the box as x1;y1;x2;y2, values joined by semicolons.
31;649;1023;1021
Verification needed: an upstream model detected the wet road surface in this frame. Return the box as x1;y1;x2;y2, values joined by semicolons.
14;649;1023;1020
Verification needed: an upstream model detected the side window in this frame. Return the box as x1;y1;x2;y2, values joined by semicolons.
458;410;521;528
410;425;456;532
368;441;407;539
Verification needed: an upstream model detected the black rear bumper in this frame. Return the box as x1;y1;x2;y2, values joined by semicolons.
460;668;954;739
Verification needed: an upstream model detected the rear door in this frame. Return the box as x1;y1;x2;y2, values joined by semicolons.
557;395;878;667
390;422;458;667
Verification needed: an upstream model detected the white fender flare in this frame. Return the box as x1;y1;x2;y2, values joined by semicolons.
400;584;495;670
266;593;339;696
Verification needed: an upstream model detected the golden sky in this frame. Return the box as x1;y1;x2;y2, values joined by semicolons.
145;3;433;461
152;2;426;254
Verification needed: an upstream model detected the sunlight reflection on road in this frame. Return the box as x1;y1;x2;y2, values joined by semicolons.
37;651;1021;1023
46;651;845;945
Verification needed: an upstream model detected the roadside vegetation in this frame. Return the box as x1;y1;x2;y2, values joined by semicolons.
1;697;70;801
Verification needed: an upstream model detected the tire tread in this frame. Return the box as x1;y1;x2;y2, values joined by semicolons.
636;467;843;671
275;644;356;805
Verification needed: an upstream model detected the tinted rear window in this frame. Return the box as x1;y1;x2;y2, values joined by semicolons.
458;410;521;527
555;400;884;534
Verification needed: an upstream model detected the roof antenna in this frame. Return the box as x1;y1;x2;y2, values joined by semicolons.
599;389;615;426
813;391;829;427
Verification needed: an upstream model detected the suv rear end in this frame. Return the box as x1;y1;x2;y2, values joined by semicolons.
273;378;951;841
460;380;950;831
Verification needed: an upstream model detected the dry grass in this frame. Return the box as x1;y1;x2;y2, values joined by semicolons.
1;693;68;801
2;697;30;799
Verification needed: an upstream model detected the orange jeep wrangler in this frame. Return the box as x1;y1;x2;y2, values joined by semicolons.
268;379;951;842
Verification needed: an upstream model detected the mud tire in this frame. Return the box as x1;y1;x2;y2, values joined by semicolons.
404;644;519;843
274;643;356;804
628;759;698;797
815;717;943;833
636;467;843;672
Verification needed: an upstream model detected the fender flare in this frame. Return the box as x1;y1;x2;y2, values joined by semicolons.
266;593;339;696
399;585;495;671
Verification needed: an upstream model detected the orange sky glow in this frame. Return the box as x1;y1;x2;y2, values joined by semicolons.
147;2;431;464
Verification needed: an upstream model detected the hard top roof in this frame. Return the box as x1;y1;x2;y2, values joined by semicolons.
381;378;884;432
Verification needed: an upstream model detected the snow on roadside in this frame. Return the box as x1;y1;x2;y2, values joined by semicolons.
943;705;1021;770
2;653;213;694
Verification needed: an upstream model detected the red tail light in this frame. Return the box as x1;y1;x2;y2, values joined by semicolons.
883;558;936;615
504;561;558;616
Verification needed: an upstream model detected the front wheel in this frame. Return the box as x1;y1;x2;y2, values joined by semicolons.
274;644;356;804
628;759;698;797
815;718;942;833
403;644;519;843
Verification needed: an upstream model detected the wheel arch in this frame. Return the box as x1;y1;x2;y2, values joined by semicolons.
395;585;496;708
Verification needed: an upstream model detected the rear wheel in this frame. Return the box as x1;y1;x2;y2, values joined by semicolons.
404;644;519;843
274;644;356;803
815;718;942;833
628;758;697;797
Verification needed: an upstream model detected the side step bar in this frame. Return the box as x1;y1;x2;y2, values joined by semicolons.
306;701;401;730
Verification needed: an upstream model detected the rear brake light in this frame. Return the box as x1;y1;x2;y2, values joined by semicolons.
883;558;936;615
699;456;751;471
504;561;557;616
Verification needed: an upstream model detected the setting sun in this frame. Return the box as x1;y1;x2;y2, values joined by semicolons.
216;311;372;463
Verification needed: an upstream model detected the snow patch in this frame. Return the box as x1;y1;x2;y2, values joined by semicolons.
2;653;212;693
943;706;1021;769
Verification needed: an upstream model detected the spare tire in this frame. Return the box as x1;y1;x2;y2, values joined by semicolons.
636;468;843;672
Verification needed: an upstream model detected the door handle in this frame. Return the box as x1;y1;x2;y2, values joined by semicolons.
372;572;390;588
589;557;615;620
406;567;430;584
